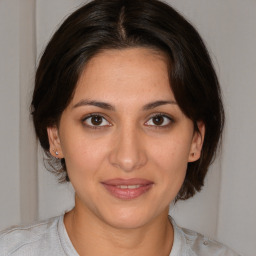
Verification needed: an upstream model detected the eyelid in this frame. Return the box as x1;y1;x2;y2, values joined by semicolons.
81;112;174;129
82;113;112;128
144;113;174;127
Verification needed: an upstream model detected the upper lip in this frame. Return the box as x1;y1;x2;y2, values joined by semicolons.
101;178;153;186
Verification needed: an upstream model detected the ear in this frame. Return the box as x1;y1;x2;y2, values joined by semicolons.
47;126;64;158
188;121;205;162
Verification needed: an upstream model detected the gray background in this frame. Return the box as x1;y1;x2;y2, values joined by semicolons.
0;1;255;255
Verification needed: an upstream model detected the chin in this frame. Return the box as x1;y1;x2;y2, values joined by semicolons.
106;216;148;230
99;206;160;230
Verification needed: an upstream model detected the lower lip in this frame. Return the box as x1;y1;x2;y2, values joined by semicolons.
102;184;153;200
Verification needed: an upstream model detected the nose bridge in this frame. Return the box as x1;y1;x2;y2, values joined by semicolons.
109;122;147;172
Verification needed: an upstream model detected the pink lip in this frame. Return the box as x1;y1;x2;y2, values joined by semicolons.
101;178;154;200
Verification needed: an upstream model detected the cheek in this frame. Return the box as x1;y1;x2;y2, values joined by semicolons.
60;133;110;177
151;136;191;168
149;135;191;187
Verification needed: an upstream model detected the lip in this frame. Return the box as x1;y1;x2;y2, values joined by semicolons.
101;178;154;200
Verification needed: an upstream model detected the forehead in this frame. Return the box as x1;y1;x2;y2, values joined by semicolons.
72;47;174;105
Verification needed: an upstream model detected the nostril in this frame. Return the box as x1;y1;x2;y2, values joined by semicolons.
108;129;148;172
109;146;147;172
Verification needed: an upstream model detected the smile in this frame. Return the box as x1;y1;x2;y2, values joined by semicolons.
101;179;153;200
117;185;141;189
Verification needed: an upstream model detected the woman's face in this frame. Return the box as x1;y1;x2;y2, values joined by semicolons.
48;48;204;229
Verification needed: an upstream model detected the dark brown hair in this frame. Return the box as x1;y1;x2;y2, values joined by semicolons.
31;0;224;200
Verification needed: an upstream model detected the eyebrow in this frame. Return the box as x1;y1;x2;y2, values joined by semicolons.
142;100;177;110
72;99;177;111
72;100;115;111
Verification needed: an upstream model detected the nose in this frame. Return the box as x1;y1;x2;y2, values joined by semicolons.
109;126;148;172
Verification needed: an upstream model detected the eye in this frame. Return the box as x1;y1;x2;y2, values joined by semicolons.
83;114;111;128
145;114;173;127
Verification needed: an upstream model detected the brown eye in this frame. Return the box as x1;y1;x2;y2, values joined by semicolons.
152;116;164;125
91;115;103;125
145;114;172;127
83;115;110;127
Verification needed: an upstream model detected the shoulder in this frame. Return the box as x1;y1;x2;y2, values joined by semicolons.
170;218;240;256
181;227;240;256
0;216;63;256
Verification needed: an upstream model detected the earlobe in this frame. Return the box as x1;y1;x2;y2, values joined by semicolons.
47;126;64;158
188;121;205;162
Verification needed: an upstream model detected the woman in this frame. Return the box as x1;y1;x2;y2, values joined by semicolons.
0;0;239;255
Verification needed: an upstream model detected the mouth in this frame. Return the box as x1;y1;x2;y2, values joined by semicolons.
101;178;154;200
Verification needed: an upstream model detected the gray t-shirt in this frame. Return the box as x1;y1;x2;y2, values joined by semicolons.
0;215;240;255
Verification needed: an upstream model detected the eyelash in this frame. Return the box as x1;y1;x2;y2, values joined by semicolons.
81;113;174;129
145;113;174;129
82;114;112;129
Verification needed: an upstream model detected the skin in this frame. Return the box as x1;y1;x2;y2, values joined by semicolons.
47;48;205;256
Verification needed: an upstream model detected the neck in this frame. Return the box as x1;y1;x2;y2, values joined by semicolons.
64;197;174;256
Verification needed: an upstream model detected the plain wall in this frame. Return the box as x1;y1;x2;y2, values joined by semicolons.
0;1;255;255
0;0;21;229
